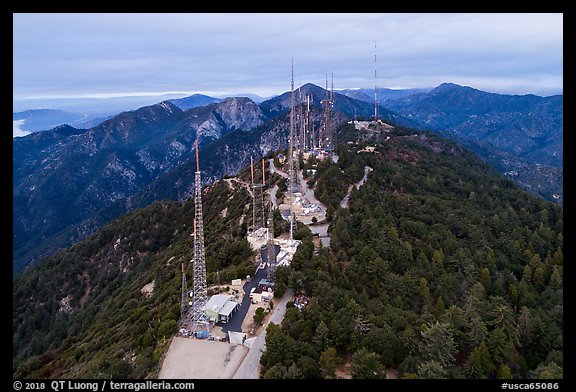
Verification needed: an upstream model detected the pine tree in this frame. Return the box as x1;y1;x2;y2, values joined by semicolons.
498;364;513;379
465;342;495;378
319;347;340;379
420;321;456;368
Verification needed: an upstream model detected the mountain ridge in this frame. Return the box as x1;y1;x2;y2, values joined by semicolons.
383;82;562;202
13;82;563;272
13;97;265;272
13;122;563;379
168;93;221;110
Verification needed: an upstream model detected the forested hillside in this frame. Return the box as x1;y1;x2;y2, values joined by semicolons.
263;123;563;379
12;164;285;378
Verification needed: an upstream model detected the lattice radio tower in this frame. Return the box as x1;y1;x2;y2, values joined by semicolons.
288;60;299;239
266;199;277;283
288;59;298;197
374;41;378;123
330;73;336;151
320;74;334;153
298;83;305;154
180;262;188;329
304;94;312;153
191;138;209;334
251;157;265;232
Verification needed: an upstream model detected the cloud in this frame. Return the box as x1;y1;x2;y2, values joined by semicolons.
13;120;31;138
13;13;563;104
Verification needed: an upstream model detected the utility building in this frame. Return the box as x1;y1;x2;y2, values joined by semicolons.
203;294;240;324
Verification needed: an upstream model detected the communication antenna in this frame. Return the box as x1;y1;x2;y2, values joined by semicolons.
374;41;378;122
191;137;209;335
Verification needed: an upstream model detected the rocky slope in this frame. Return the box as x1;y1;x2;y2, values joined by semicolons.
13;98;265;272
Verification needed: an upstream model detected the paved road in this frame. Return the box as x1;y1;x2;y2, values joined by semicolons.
232;288;294;379
340;166;373;209
340;184;354;209
269;184;279;209
269;158;289;179
297;169;326;215
219;266;266;333
219;245;281;333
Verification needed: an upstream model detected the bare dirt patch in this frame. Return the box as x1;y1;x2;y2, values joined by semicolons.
158;337;248;379
140;280;155;298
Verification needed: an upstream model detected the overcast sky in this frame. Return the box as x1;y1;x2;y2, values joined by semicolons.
13;13;563;108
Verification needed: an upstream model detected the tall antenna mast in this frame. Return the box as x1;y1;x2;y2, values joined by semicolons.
321;74;329;153
288;59;296;198
251;156;264;232
305;94;311;153
374;41;378;122
299;82;305;153
331;73;335;151
331;72;334;102
288;59;298;241
262;158;266;186
320;74;334;153
266;199;276;283
250;156;254;187
191;137;209;335
180;262;188;330
251;156;255;231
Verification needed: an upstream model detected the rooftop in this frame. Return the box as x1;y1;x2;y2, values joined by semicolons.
204;294;236;314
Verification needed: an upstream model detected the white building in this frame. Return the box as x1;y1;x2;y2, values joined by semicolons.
203;294;240;324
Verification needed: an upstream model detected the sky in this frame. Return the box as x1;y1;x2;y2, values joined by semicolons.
13;13;563;113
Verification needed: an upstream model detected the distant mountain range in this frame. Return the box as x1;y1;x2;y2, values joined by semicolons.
337;87;432;103
384;83;562;165
13;82;563;272
168;93;221;110
13;109;115;136
383;83;562;202
260;83;414;127
13;97;265;272
13;93;270;136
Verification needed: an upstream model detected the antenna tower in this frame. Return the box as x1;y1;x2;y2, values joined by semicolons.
298;84;305;154
288;60;299;239
320;74;334;153
180;262;188;330
266;200;276;283
305;95;311;153
374;41;378;122
251;157;265;232
331;73;336;151
191;138;209;335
